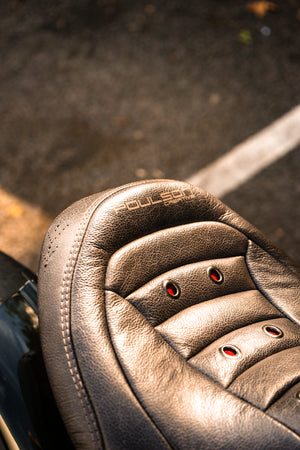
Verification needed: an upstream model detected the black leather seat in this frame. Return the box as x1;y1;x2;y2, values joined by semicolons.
38;179;300;449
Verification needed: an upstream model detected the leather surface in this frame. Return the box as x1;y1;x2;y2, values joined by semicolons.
38;179;300;449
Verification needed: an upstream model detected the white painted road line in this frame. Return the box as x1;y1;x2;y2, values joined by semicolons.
187;104;300;198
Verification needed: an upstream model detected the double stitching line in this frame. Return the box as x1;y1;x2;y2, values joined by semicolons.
59;180;155;448
58;180;201;447
61;201;102;449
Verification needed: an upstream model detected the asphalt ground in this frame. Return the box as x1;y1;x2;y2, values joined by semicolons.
0;0;299;270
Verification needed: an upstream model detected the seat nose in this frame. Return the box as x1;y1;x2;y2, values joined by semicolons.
38;179;300;449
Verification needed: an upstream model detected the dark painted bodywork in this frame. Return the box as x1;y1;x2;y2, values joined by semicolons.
0;252;72;449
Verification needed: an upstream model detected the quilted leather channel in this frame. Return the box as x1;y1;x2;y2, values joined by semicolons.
156;290;283;359
228;346;300;409
126;256;255;326
105;221;248;297
267;379;300;436
105;220;300;426
189;318;300;387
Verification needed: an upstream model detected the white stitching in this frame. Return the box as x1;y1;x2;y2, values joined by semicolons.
61;200;102;448
59;181;162;448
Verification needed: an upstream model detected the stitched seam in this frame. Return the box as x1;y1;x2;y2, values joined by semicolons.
61;199;102;448
60;179;161;448
105;211;299;298
203;361;300;440
123;254;247;298
184;312;283;361
186;345;300;440
154;289;271;328
103;290;173;449
245;240;300;326
186;315;285;363
217;212;300;277
266;376;300;411
148;285;257;328
226;345;300;390
104;255;247;300
105;221;248;296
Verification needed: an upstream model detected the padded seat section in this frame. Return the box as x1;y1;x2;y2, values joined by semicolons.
246;241;300;325
156;290;283;358
38;179;300;449
104;289;295;449
229;347;300;410
267;381;300;436
189;318;300;387
106;221;248;296
125;256;254;326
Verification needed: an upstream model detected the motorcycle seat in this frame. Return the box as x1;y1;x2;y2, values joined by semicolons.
38;179;300;449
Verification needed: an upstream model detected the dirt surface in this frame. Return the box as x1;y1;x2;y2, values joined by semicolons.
0;0;299;270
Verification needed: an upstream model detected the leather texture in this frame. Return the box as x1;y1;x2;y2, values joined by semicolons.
38;179;300;449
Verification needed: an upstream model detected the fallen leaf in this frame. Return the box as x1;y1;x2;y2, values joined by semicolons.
6;204;24;218
246;2;278;18
238;29;253;45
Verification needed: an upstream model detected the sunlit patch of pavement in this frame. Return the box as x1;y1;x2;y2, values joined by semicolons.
0;187;51;272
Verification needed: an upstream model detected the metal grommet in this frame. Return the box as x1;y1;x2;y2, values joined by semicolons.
219;345;241;359
262;325;283;338
296;392;300;401
163;280;180;299
207;266;223;284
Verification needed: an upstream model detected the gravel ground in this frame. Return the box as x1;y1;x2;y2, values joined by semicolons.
0;0;299;270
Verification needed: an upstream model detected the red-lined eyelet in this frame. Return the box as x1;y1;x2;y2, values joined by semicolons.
207;267;223;284
220;345;241;359
263;325;283;338
163;280;180;299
